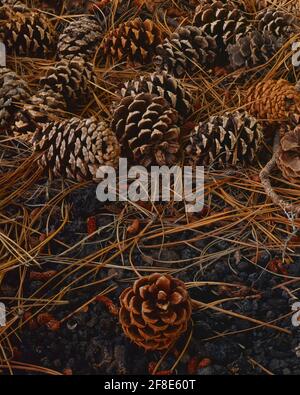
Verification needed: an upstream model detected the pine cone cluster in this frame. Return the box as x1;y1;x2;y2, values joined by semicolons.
32;117;120;181
245;79;300;123
57;16;102;61
277;126;300;184
226;29;277;71
0;67;31;129
185;111;263;167
101;18;162;66
0;4;56;57
154;25;217;78
119;273;192;351
193;0;249;51
40;57;97;107
112;93;181;167
119;71;193;119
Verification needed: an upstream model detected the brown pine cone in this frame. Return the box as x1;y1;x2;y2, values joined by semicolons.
0;67;31;129
193;0;249;51
101;18;163;66
40;57;97;107
277;126;300;183
119;71;193;119
245;79;300;123
255;8;297;39
154;25;217;78
119;273;192;351
13;89;67;134
185;110;263;167
111;93;181;167
32;117;120;181
226;29;278;71
0;4;56;57
57;16;103;61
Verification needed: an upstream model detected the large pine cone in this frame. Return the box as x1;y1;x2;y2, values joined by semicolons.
185;110;263;167
119;273;192;351
193;0;249;51
0;67;31;129
277;126;300;183
154;25;217;78
226;29;277;70
32;117;120;181
119;71;193;119
40;57;97;107
101;18;162;66
0;4;56;57
245;79;300;123
255;8;297;39
111;93;181;167
13;89;67;134
57;16;102;61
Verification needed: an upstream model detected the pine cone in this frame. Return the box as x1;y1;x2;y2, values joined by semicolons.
185;111;263;167
0;67;31;129
119;273;192;351
119;71;193;119
193;0;249;51
0;4;56;57
154;25;217;78
111;93;180;167
32;117;120;181
226;29;278;70
255;8;296;39
245;79;300;123
101;18;162;66
277;126;300;183
40;57;97;107
13;89;67;134
57;16;102;61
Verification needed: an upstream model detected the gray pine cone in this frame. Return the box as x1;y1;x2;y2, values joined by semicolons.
154;26;217;78
226;29;278;70
57;16;102;61
0;67;31;129
255;8;297;39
